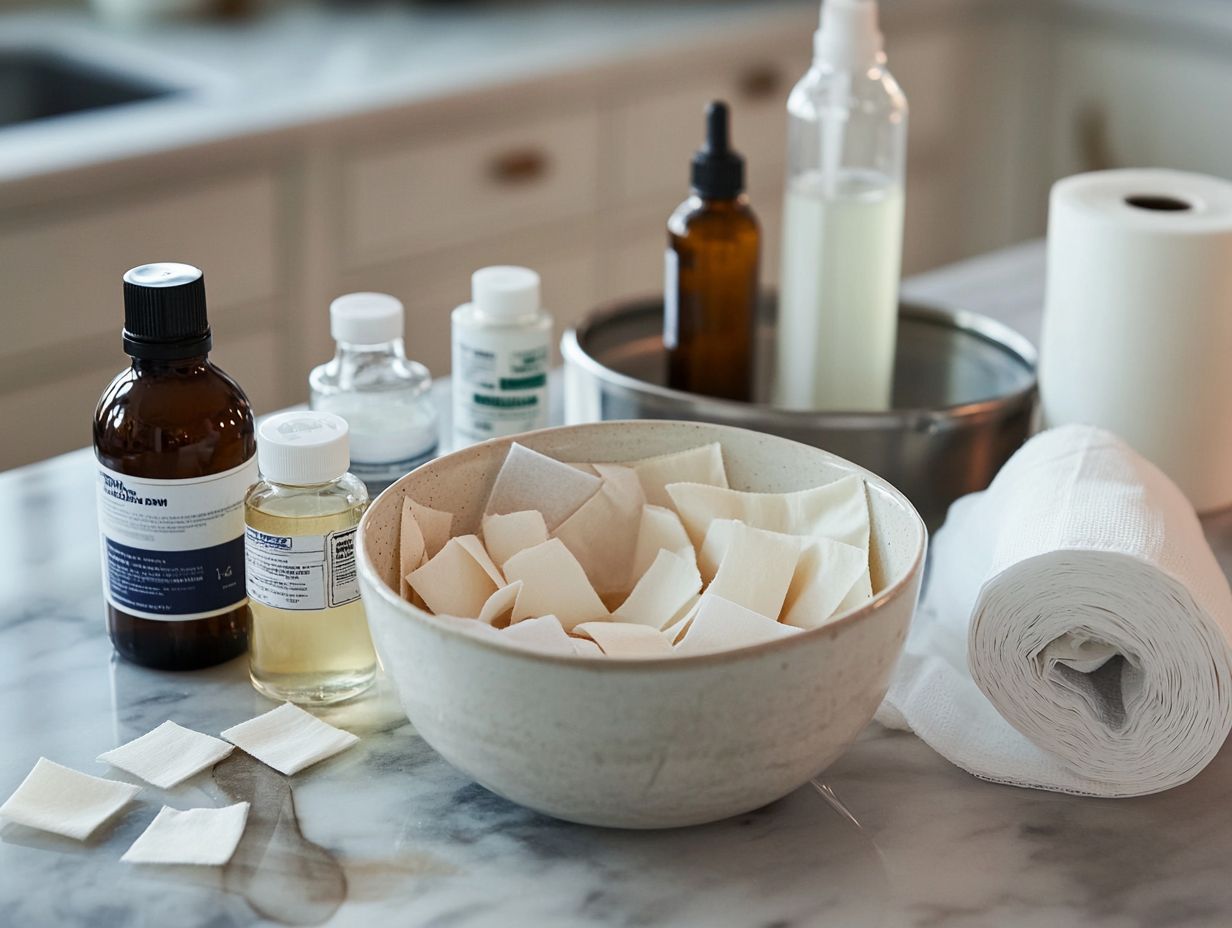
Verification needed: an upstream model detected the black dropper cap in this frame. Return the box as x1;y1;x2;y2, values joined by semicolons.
122;262;212;360
690;100;745;200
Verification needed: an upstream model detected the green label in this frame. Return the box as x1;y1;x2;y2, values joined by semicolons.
473;394;539;409
499;373;548;391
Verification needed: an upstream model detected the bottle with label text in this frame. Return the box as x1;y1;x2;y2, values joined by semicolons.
309;292;438;497
244;411;375;705
450;266;551;447
93;263;256;671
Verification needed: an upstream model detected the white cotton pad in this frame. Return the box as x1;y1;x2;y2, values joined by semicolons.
631;443;728;508
834;568;874;614
675;594;802;656
553;464;645;595
408;535;501;619
697;518;744;583
485;444;602;531
97;721;234;789
399;498;427;600
570;637;604;657
440;615;506;644
782;537;872;628
631;505;693;581
121;802;250;866
663;598;701;644
407;499;453;559
477;582;523;626
707;522;801;620
221;703;359;776
454;534;506;587
667;475;869;552
500;615;576;656
574;622;674;657
502;538;609;631
614;549;702;630
0;757;141;840
701;520;871;627
481;510;549;567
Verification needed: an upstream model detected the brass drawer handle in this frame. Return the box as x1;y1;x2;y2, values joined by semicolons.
488;148;551;185
737;64;784;101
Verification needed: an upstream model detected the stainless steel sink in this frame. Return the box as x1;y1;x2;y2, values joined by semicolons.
0;48;177;129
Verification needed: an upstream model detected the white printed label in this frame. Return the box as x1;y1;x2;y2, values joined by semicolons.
245;526;360;612
452;327;550;442
95;458;257;622
664;248;679;350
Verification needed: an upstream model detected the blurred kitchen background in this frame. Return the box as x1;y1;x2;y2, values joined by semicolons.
0;0;1225;469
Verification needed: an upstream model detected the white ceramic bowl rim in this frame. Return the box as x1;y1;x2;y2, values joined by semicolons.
357;421;928;671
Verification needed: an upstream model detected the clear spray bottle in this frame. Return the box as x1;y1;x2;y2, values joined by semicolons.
775;0;907;412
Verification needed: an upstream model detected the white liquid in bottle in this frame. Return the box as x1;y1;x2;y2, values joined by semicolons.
777;169;904;411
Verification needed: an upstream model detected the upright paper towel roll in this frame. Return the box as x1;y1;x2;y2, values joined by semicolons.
1041;169;1232;512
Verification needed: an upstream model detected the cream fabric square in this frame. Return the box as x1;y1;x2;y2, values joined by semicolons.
221;703;359;776
122;802;250;866
97;721;234;789
0;757;141;840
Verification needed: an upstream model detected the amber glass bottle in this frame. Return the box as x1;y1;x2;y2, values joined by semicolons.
93;263;256;670
664;100;760;402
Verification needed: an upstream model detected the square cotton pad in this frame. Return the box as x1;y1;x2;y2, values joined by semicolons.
122;802;250;866
0;757;141;840
97;721;234;789
221;703;359;776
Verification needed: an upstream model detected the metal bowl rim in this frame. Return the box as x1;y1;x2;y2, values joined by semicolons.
561;298;1038;427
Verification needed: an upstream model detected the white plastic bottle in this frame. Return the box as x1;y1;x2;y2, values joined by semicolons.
309;293;438;496
451;266;552;447
775;0;907;412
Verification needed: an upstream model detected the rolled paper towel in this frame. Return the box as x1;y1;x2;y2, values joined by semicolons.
877;425;1232;797
1041;169;1232;512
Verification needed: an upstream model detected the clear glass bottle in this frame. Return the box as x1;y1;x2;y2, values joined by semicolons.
775;0;908;412
309;293;438;497
244;411;375;705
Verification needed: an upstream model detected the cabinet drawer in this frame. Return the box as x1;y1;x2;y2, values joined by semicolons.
343;109;600;266
0;173;278;361
610;50;807;208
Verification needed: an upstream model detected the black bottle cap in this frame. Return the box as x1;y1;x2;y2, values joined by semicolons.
690;100;745;200
122;263;212;360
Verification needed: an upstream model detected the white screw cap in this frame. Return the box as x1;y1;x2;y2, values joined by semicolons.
471;266;540;320
330;292;403;345
258;411;350;485
815;0;884;70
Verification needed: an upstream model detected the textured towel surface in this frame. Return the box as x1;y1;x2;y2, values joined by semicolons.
878;425;1232;796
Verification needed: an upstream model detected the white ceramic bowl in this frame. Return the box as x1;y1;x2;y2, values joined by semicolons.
357;421;926;829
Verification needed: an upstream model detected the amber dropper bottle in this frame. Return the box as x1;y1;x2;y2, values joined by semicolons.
93;264;256;670
664;100;761;401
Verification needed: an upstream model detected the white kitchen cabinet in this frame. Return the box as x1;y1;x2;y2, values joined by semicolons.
0;171;278;361
1051;22;1232;179
342;108;601;267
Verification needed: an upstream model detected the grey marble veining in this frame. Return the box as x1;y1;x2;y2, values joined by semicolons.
4;244;1232;927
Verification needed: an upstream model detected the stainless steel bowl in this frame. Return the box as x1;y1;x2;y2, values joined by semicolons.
561;297;1037;529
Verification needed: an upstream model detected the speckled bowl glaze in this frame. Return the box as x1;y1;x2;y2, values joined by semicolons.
357;421;926;829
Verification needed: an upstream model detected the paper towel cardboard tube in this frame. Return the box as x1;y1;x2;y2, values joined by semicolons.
1040;168;1232;512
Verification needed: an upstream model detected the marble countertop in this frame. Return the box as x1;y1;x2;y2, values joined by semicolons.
0;0;816;183
5;241;1232;927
